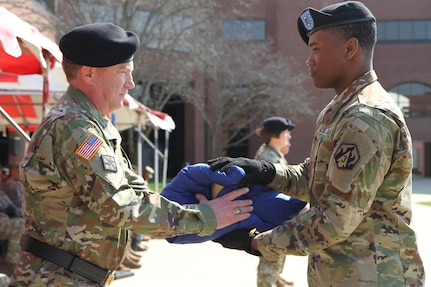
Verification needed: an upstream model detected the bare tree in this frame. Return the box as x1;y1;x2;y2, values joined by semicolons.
2;0;312;159
182;32;311;157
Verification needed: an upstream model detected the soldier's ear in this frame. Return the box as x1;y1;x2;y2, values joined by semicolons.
344;37;359;60
81;66;95;84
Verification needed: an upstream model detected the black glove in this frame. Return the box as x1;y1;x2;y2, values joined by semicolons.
212;229;262;256
208;157;276;186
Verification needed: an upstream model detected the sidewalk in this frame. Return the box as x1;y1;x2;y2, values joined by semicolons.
111;177;431;287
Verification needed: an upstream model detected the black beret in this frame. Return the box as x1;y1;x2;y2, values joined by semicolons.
297;1;375;44
263;117;295;134
59;23;140;67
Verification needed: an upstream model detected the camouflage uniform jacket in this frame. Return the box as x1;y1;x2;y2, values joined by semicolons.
254;144;288;166
256;71;425;286
18;86;217;272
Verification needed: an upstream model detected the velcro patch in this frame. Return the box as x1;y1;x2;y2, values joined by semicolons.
75;133;103;160
334;143;360;169
102;155;118;172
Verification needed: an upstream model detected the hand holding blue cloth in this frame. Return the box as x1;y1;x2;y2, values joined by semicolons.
160;163;306;244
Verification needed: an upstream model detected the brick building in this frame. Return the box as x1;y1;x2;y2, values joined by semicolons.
184;0;431;176
2;0;431;176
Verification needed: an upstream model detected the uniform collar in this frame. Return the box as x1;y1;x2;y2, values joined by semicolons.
66;85;108;125
262;144;285;159
321;70;378;123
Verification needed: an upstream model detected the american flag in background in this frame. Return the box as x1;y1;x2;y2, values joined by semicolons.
75;134;103;160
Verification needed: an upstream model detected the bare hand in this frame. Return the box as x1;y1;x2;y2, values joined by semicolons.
196;187;253;229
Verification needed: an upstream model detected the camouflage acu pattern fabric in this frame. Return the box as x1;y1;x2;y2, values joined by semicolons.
0;217;25;264
257;71;425;286
0;190;24;267
10;86;217;286
255;144;288;167
254;145;289;287
257;256;287;287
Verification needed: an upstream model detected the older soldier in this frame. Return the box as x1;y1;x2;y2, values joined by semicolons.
9;23;253;287
2;165;23;211
209;1;425;286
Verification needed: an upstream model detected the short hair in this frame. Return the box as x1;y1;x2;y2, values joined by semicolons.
330;20;377;52
62;61;82;81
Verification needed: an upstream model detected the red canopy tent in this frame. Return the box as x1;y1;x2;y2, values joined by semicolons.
0;7;174;186
0;6;62;141
116;94;176;191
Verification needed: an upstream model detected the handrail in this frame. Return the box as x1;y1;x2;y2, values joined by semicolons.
0;105;31;142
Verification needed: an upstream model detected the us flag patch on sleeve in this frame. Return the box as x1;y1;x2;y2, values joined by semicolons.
75;133;103;160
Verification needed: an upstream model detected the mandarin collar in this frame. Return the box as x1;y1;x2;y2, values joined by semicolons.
321;70;378;123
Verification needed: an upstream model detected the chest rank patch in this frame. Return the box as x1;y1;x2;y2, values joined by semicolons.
75;133;103;160
334;143;360;169
102;154;118;172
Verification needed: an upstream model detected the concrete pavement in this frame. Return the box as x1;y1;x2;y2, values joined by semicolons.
111;177;431;287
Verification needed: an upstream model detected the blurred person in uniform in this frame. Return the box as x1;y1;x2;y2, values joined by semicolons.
9;23;253;287
208;1;425;286
2;165;23;212
254;117;308;287
0;190;24;278
141;165;154;182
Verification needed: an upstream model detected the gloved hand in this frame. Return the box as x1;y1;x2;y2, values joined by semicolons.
212;229;261;256
208;157;276;186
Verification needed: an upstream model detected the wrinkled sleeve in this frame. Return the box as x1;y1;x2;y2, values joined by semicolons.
267;161;310;202
61;122;216;238
256;114;393;259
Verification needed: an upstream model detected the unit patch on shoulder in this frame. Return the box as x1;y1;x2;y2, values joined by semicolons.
75;133;103;160
102;155;118;172
334;143;360;169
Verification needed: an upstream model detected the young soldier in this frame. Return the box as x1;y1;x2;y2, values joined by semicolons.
209;2;425;286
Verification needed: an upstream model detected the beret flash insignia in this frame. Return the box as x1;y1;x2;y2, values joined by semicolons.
300;10;314;31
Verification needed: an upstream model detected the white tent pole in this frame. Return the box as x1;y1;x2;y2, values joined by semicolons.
154;128;159;193
137;119;142;176
136;128;169;191
42;53;51;116
162;130;170;187
137;130;163;157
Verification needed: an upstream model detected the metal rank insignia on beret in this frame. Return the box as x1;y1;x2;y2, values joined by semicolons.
300;10;314;31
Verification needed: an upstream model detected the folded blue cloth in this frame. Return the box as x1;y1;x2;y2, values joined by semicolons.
160;163;307;244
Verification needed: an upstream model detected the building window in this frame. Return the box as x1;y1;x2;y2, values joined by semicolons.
390;82;431;96
131;10;193;52
223;19;266;41
377;20;431;43
389;83;431;117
